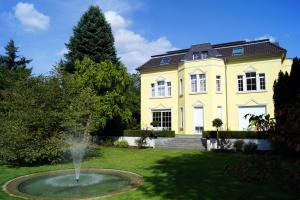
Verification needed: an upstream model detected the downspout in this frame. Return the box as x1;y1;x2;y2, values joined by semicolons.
224;58;229;130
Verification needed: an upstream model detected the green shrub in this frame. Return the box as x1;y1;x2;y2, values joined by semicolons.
243;142;258;154
114;140;129;148
203;131;269;139
233;140;245;152
123;129;175;137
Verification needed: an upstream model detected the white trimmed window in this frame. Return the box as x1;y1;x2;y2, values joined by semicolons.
167;82;171;96
192;51;200;60
237;75;243;91
246;72;257;91
180;107;184;129
157;81;165;96
259;73;265;90
201;51;208;59
217;106;222;119
179;79;183;96
150;81;172;97
152;109;171;130
191;75;197;92
151;83;155;97
199;74;206;92
216;75;221;92
191;74;206;93
237;72;266;92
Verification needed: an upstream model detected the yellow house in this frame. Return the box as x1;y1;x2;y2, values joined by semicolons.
137;39;292;134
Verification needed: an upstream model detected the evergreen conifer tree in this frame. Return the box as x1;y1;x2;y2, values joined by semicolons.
0;40;31;70
65;6;119;72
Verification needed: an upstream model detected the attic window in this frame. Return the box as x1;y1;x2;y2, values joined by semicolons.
161;57;170;65
192;51;200;60
232;47;244;56
201;51;208;59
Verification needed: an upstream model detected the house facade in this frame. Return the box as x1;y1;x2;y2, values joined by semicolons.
137;39;292;134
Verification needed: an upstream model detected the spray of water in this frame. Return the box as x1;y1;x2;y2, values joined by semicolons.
68;135;89;182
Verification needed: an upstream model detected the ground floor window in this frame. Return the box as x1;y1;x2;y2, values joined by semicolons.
152;109;171;130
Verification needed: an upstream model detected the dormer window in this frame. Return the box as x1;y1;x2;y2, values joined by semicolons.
232;47;244;56
201;51;208;59
161;57;169;65
192;51;200;60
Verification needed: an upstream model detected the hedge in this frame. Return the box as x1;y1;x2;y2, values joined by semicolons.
203;131;269;139
123;129;175;137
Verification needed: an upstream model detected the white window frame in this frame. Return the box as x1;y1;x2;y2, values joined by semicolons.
192;51;200;60
237;72;266;92
157;81;165;96
216;75;221;92
201;51;208;59
179;79;183;96
259;73;265;90
180;107;184;129
152;109;172;130
199;74;206;92
191;74;197;93
246;72;257;91
217;106;222;120
151;83;155;97
237;75;243;91
167;81;171;96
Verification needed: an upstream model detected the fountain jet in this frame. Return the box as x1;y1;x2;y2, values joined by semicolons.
68;134;89;182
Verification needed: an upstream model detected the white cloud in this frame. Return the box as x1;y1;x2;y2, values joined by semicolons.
15;2;50;31
104;11;176;72
56;48;68;56
246;35;277;43
104;11;130;29
255;35;276;43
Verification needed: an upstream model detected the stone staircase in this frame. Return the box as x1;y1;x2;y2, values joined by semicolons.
155;135;206;150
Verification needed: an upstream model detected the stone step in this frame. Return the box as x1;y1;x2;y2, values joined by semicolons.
155;137;206;150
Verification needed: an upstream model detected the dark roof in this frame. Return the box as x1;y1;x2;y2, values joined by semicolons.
137;39;286;71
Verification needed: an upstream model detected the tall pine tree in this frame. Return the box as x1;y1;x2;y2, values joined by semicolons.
0;40;31;70
0;40;32;90
64;6;119;72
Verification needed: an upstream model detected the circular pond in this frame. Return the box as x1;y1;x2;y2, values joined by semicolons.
3;169;143;200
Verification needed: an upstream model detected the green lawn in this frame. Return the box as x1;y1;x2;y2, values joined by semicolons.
0;147;296;200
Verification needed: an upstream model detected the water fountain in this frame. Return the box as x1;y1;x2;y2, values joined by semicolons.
3;134;143;199
67;135;89;183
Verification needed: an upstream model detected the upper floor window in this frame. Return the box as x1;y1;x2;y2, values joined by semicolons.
246;72;257;91
161;57;169;65
151;83;155;97
190;74;206;93
150;81;172;97
232;47;244;56
199;74;206;92
179;79;183;96
201;51;208;59
259;73;265;90
191;75;197;92
167;82;171;96
192;51;200;60
157;81;165;96
237;75;243;91
237;72;266;92
216;75;221;92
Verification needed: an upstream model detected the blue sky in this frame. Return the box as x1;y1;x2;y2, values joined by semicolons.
0;0;299;75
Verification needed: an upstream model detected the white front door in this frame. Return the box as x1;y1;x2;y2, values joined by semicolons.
238;106;266;130
194;107;204;134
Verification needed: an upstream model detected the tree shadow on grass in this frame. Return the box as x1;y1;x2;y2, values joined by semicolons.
139;152;290;200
